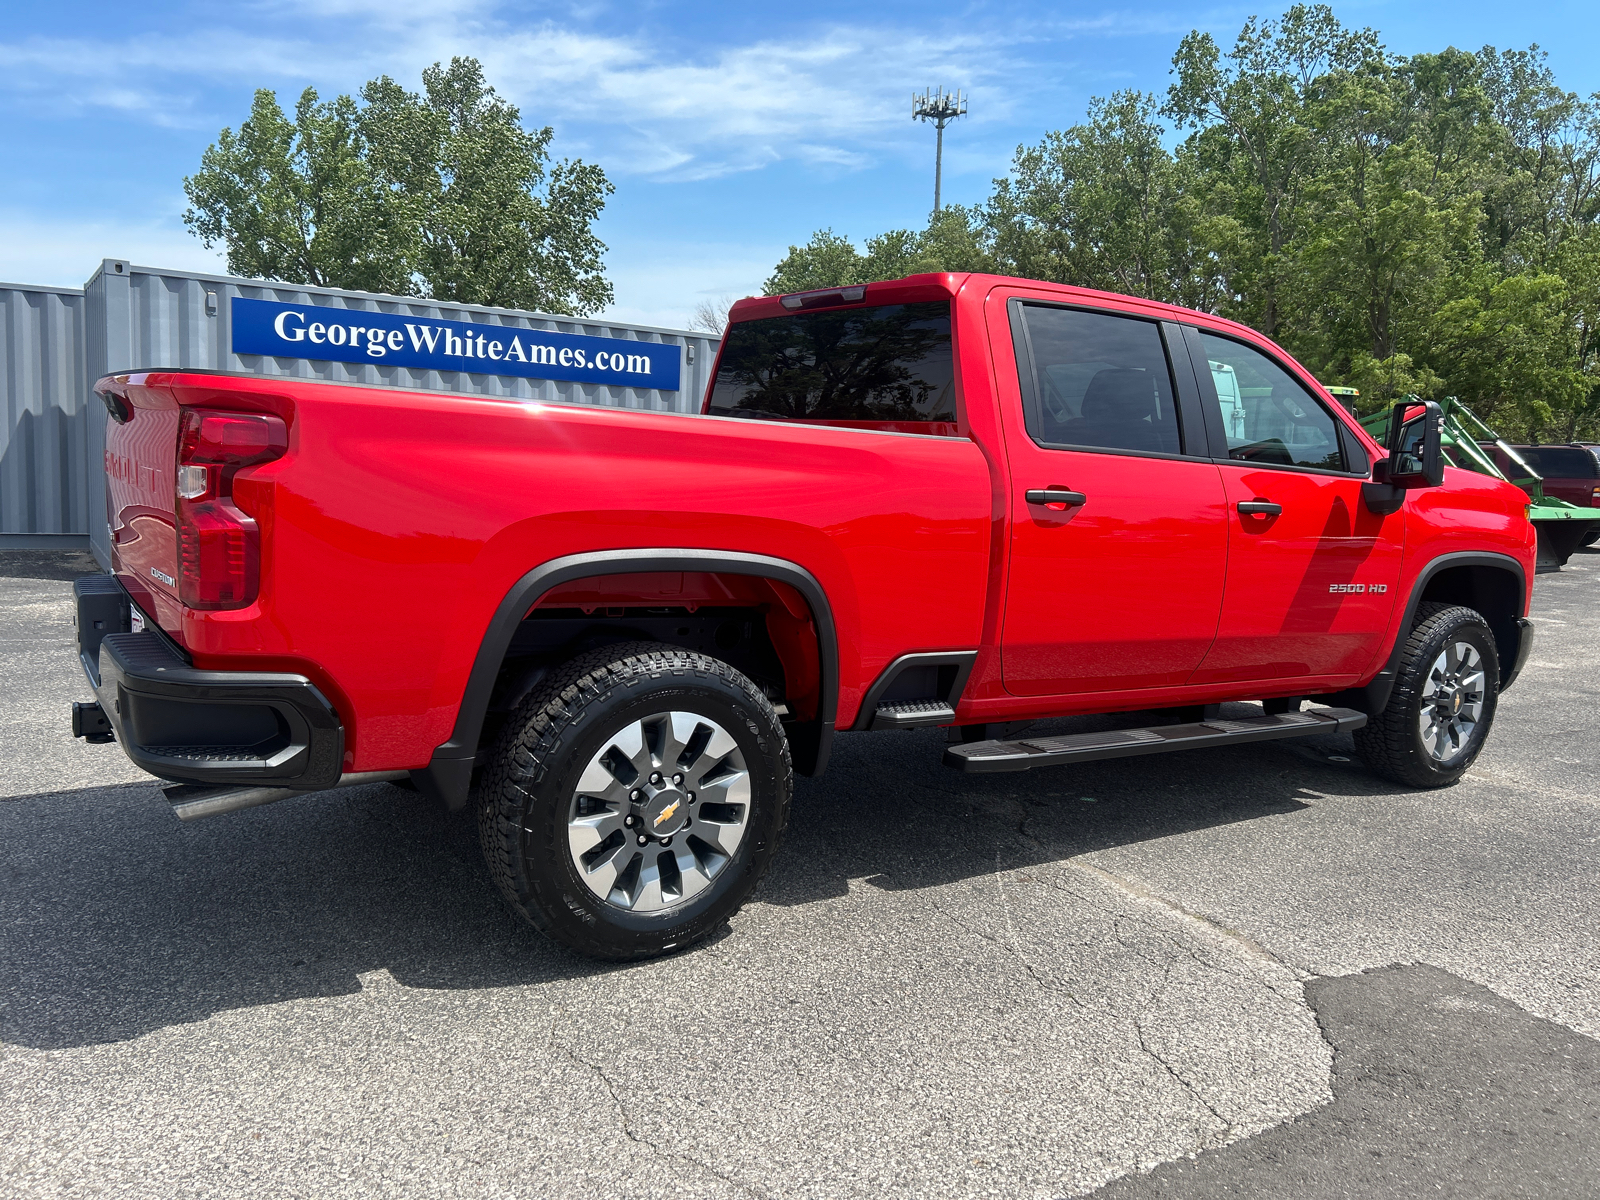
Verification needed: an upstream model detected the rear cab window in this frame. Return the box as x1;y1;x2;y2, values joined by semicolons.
706;302;957;435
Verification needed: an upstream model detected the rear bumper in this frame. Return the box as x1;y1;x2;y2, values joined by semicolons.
73;575;344;788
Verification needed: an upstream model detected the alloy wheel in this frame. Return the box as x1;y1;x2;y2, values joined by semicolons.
566;711;751;913
1418;640;1486;763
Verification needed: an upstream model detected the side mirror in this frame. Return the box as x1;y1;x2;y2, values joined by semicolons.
1386;400;1445;489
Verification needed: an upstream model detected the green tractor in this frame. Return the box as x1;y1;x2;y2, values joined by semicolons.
1360;397;1600;572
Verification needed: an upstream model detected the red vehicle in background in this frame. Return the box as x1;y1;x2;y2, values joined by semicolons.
1483;442;1600;549
73;273;1537;959
1486;442;1600;509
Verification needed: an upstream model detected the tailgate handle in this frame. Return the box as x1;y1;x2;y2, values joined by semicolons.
1025;488;1087;507
1237;500;1283;516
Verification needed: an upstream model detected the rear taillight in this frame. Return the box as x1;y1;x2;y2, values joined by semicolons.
1592;485;1599;506
175;409;287;609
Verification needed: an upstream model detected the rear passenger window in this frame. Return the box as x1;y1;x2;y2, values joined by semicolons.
1016;306;1183;455
1198;332;1347;472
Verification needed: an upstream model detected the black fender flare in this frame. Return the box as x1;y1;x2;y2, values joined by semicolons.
415;549;839;809
1361;551;1528;714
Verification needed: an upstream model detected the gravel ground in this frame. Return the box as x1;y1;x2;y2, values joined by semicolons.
2;548;1596;1199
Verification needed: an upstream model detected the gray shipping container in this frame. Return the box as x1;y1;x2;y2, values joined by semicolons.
1;259;721;564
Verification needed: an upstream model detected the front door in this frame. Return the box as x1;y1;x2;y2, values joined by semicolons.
998;300;1229;696
1184;328;1403;685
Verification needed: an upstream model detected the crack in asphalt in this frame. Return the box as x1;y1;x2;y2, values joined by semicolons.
1065;862;1317;1014
562;1047;771;1200
1131;956;1240;1153
920;874;1085;1007
1089;963;1600;1198
992;846;1059;993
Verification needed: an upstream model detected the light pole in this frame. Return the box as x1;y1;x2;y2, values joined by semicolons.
912;87;967;213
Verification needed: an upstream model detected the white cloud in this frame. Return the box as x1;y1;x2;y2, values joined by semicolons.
0;10;1046;174
258;0;494;28
473;22;1032;179
0;31;368;126
0;211;224;291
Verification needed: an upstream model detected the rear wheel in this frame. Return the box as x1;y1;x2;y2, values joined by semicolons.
1355;603;1500;788
477;642;792;960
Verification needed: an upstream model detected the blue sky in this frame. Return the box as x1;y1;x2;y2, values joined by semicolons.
2;1;1597;328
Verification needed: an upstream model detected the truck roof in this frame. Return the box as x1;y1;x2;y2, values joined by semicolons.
733;273;1313;393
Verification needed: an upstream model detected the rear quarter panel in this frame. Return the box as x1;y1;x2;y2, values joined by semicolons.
173;381;992;771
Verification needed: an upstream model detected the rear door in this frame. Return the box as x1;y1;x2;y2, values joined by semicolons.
1181;327;1402;686
996;297;1229;695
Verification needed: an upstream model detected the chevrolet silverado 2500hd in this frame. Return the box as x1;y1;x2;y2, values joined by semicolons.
73;273;1537;959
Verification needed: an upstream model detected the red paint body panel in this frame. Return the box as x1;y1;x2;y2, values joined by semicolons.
1000;449;1229;694
1192;465;1403;685
96;272;1538;776
103;371;992;771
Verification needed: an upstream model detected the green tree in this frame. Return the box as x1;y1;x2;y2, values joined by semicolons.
184;58;613;315
359;58;613;314
762;10;1600;440
986;91;1228;308
182;88;414;294
761;209;992;296
1164;4;1384;337
1288;49;1489;394
763;229;870;293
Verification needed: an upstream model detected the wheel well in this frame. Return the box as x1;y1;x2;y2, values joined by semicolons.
1418;564;1523;683
418;551;837;810
478;570;823;753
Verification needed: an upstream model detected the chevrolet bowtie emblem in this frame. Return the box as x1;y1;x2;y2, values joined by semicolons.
653;799;682;827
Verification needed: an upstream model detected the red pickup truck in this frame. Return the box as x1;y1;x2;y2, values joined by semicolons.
74;273;1537;959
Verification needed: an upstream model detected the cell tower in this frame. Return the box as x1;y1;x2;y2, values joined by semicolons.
912;87;968;213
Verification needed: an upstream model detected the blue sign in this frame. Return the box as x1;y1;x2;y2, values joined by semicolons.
231;296;681;391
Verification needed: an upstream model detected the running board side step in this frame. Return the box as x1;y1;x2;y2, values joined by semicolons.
943;708;1366;774
872;700;957;730
161;771;410;821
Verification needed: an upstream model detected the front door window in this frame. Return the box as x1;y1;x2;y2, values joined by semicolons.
1199;331;1345;471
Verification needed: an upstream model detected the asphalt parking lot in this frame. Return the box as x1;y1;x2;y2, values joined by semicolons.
3;548;1597;1199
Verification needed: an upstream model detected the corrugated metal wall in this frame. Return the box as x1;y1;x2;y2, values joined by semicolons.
1;259;720;558
0;282;90;546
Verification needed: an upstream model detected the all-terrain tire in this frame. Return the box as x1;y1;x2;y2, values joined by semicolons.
1354;603;1500;788
477;641;792;960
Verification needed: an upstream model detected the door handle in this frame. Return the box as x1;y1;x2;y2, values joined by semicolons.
1237;500;1282;516
1026;488;1087;507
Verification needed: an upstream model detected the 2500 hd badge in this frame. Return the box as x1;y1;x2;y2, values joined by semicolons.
1329;583;1388;593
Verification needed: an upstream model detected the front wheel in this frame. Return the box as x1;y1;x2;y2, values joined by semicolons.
1355;603;1500;788
478;642;792;960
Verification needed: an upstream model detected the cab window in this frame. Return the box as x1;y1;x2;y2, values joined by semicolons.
1199;332;1346;471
